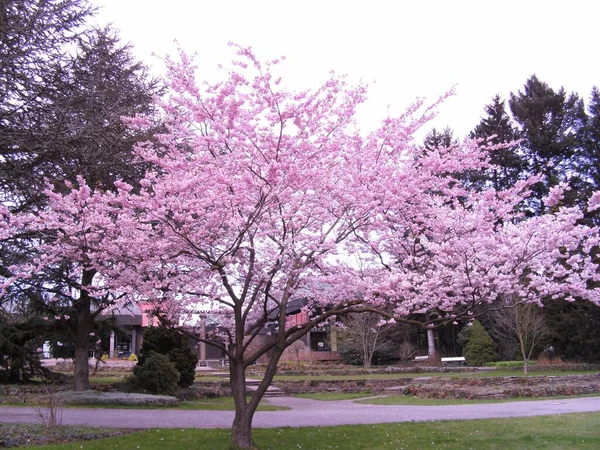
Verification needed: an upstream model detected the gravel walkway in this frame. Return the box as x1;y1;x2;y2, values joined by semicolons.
1;396;600;429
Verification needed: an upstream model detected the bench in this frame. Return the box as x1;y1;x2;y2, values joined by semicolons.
413;355;429;362
441;356;466;366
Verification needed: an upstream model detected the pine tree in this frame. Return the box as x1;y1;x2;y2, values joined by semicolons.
0;0;94;210
471;95;525;191
577;87;600;223
138;326;198;388
423;126;456;151
132;352;180;395
508;75;586;214
583;87;600;188
0;6;161;390
462;320;496;366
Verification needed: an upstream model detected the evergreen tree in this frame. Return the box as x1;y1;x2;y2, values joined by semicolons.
583;87;600;188
423;126;456;151
508;75;586;214
0;299;49;382
542;298;600;363
0;0;95;210
578;86;600;223
138;326;198;388
132;352;180;395
471;95;525;191
506;79;599;358
462;320;496;366
0;3;161;390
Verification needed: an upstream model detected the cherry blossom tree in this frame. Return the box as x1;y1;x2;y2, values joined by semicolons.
3;46;599;449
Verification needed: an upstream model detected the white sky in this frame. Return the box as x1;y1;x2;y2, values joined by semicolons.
95;0;599;138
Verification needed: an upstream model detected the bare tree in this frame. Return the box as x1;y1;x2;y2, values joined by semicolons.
495;296;550;373
339;313;393;368
280;340;310;367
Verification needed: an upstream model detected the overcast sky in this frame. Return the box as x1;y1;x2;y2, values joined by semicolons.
95;0;599;138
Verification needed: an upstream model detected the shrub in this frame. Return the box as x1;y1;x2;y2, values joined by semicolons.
339;346;395;366
131;352;180;395
462;320;496;366
128;353;138;362
536;355;563;365
495;360;537;370
138;326;198;388
168;346;196;387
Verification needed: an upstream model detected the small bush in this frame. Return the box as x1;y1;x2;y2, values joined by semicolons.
138;326;198;388
525;363;600;372
462;321;496;366
168;346;196;388
495;361;537;370
339;346;395;366
131;352;180;395
536;355;564;365
36;396;64;428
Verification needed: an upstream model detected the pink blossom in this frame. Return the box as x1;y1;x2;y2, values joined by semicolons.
589;191;600;212
1;46;598;409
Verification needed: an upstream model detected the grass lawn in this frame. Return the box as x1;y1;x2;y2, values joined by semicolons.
272;370;599;382
177;398;286;411
293;392;374;401
192;376;229;382
357;393;600;406
1;398;285;411
63;399;285;411
292;392;600;405
88;376;127;385
18;412;600;449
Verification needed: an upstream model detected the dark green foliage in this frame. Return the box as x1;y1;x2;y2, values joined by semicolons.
470;95;524;191
0;0;94;210
0;1;161;391
423;127;456;151
493;361;537;370
337;313;400;368
168;346;198;387
131;351;180;395
0;297;60;382
338;346;395;366
462;320;496;366
1;3;160;209
581;88;600;188
0;317;43;382
508;75;586;214
542;299;600;363
138;326;198;388
579;86;600;224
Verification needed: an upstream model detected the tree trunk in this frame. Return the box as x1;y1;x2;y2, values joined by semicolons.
73;269;95;392
8;358;21;382
363;339;372;369
426;326;436;358
229;346;284;449
231;406;255;450
229;359;255;449
73;295;91;391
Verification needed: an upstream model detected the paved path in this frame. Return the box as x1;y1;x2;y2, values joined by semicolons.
2;396;600;429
